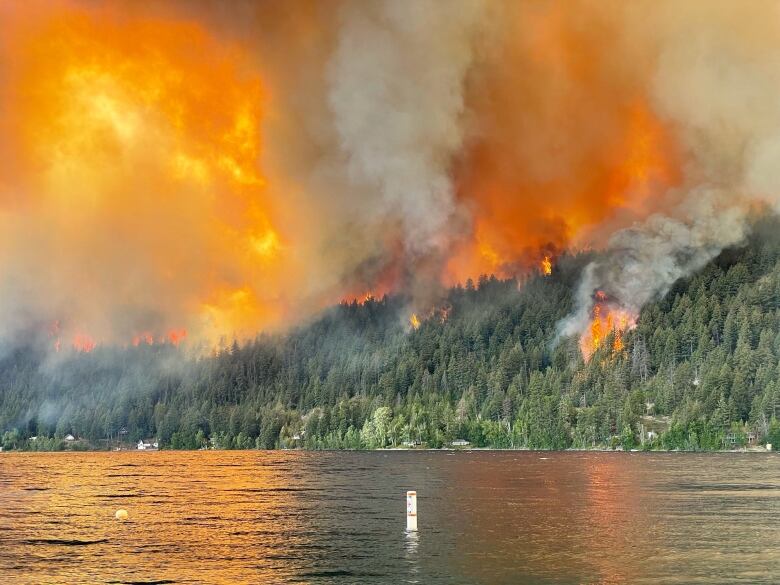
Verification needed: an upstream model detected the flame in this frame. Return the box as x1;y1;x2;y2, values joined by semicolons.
436;303;453;323
131;329;187;347
409;313;421;330
342;291;379;305
167;329;187;346
1;2;688;345
72;333;96;353
445;3;682;285
132;333;154;347
0;3;300;345
612;329;624;353
541;255;553;276
580;291;634;361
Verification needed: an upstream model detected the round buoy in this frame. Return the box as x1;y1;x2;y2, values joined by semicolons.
115;509;128;521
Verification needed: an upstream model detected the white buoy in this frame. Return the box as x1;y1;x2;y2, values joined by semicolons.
406;490;417;531
115;509;128;521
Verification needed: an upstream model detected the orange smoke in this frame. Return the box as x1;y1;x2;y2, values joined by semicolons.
445;3;681;284
0;1;695;348
0;2;300;345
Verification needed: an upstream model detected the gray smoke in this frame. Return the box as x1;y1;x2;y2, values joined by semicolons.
328;0;485;277
559;190;748;339
560;1;780;342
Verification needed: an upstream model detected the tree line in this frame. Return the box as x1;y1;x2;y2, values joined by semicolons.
3;217;780;452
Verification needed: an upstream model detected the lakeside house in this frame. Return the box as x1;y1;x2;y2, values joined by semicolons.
137;439;159;450
64;434;75;442
725;429;761;448
451;439;471;447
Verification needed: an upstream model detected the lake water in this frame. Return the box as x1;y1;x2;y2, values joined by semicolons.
0;451;778;584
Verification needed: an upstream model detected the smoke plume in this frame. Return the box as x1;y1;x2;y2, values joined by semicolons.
2;0;780;353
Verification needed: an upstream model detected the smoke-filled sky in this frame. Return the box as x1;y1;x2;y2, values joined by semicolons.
1;0;780;349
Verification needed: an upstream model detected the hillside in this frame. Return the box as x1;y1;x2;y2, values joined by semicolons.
2;219;780;451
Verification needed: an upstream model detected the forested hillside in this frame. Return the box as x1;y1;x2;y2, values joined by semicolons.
3;219;780;451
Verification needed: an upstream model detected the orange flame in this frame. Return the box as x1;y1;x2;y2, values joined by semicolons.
167;329;187;346
541;255;553;276
409;313;421;330
72;333;96;353
580;291;634;361
2;3;688;342
132;332;154;347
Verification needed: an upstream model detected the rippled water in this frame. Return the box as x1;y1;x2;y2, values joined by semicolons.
1;451;778;584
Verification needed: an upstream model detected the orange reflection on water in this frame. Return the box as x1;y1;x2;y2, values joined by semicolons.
0;451;314;584
582;454;648;584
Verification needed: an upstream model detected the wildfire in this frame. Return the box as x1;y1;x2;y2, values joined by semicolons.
580;291;634;361
167;329;187;346
132;333;154;347
48;321;188;352
72;333;96;353
132;329;187;346
541;255;553;276
1;2;691;345
342;291;379;305
0;3;301;345
436;303;453;324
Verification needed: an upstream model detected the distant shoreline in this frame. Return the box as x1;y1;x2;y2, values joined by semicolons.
2;446;774;454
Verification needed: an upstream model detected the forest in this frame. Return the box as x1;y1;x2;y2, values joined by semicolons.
2;218;780;452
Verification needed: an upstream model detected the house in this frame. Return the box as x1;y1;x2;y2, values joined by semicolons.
137;439;159;450
64;434;75;442
451;439;470;447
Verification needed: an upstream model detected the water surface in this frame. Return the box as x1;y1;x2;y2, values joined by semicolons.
1;451;778;584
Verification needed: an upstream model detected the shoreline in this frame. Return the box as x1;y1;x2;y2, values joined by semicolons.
2;446;774;454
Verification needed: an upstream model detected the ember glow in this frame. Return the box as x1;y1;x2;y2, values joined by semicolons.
2;1;780;354
72;333;96;354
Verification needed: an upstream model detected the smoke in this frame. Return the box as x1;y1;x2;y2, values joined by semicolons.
3;0;780;352
328;0;484;306
559;191;749;340
560;1;780;342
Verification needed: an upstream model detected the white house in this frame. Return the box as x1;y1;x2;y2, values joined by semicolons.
137;439;159;450
64;434;75;441
451;439;471;447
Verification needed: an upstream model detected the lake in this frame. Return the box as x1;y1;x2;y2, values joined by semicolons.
0;451;778;584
